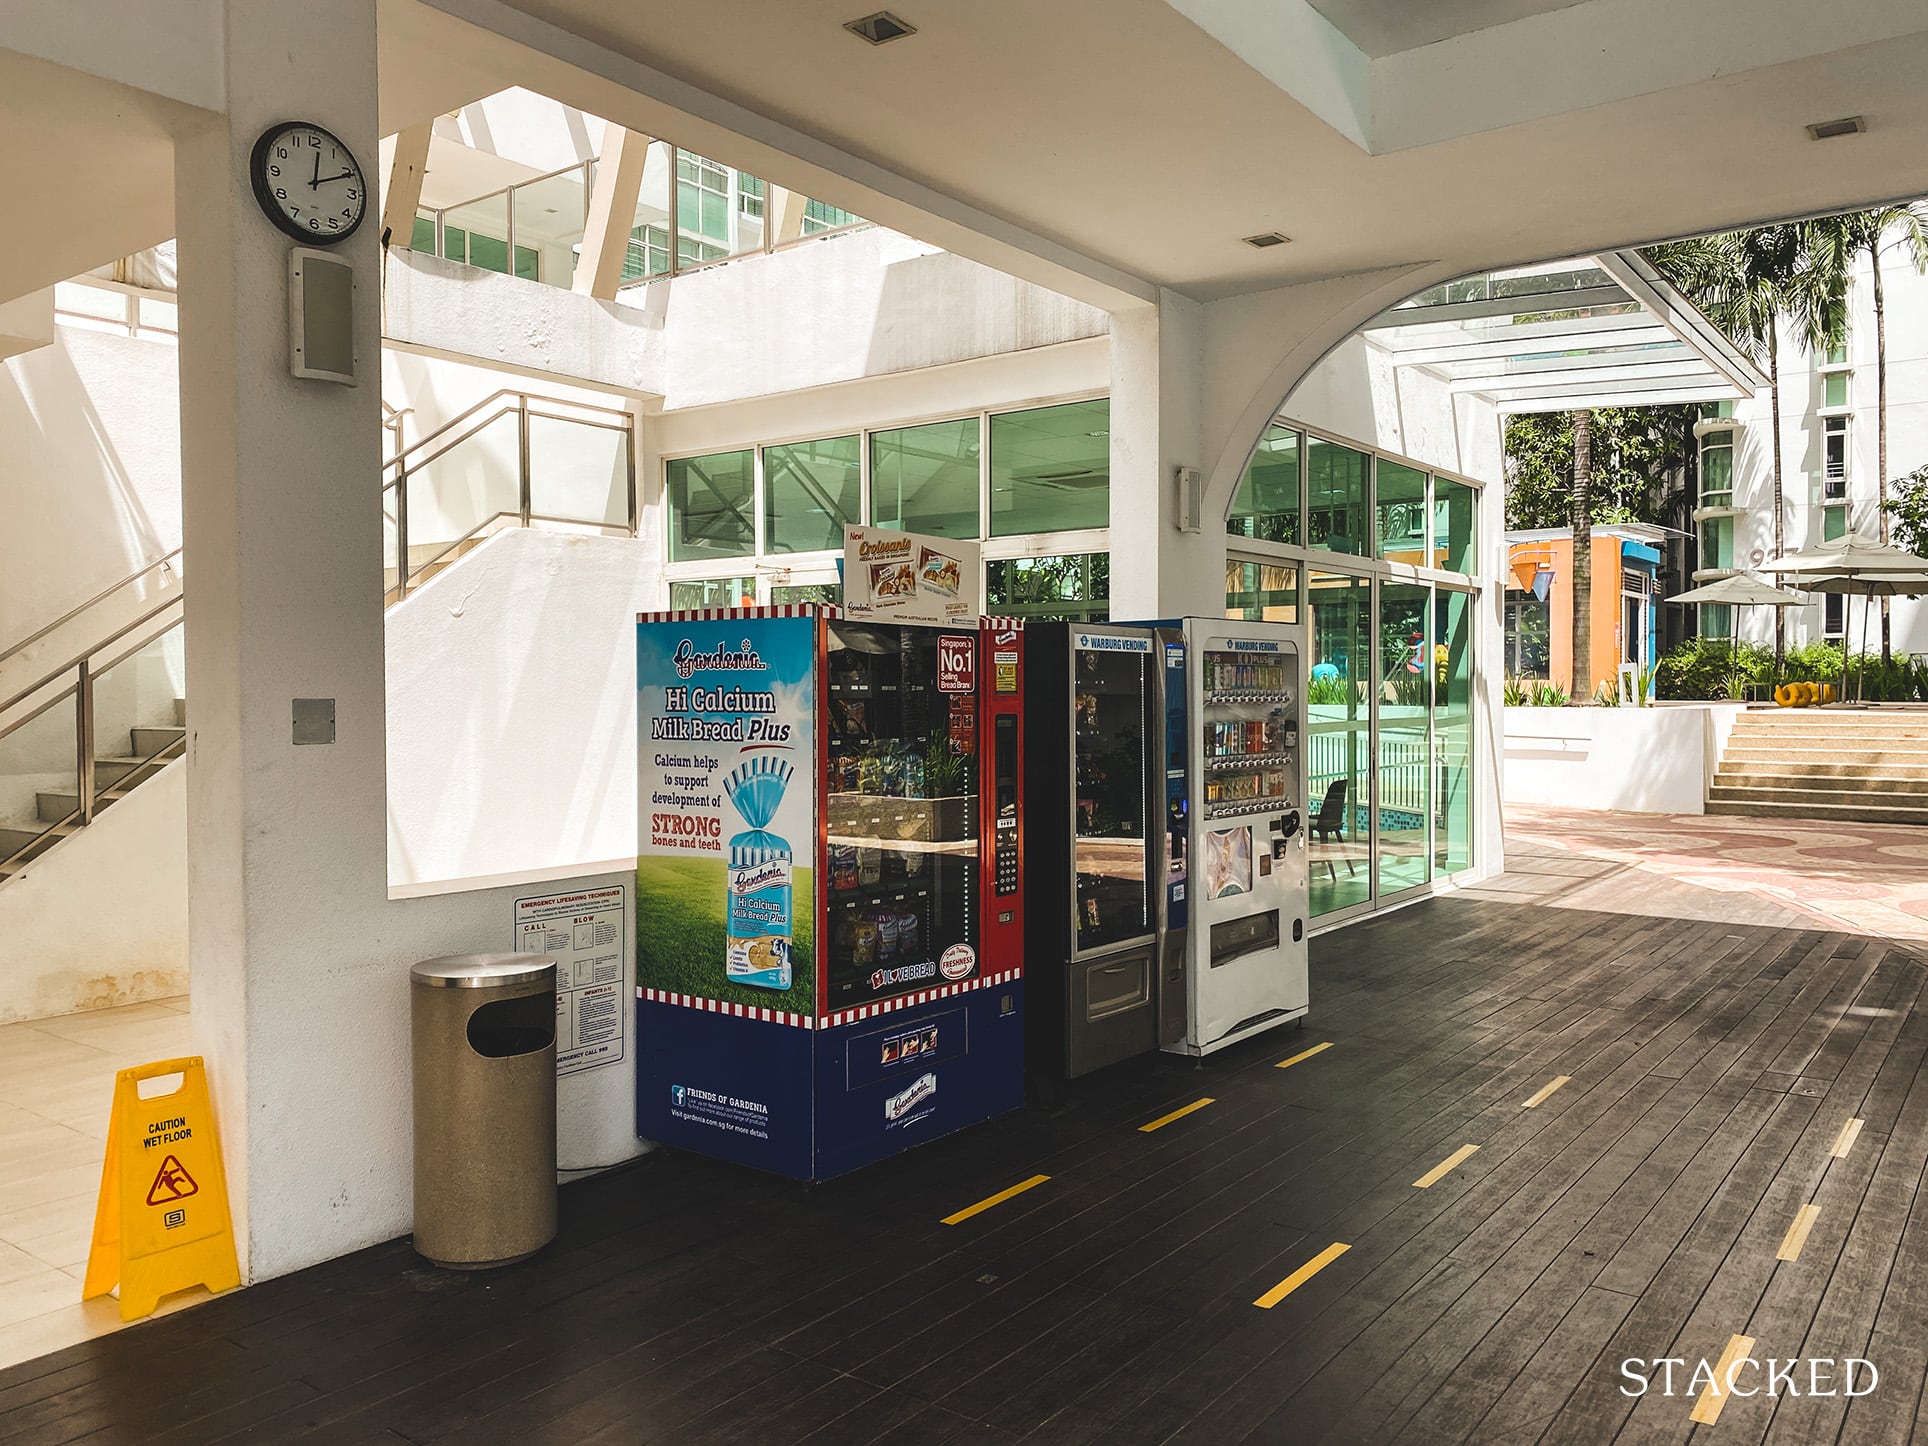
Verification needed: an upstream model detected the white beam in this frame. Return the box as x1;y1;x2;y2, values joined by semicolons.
380;123;432;251
574;124;650;300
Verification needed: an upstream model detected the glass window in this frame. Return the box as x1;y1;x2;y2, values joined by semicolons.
1224;561;1300;623
443;192;507;271
986;553;1109;622
1700;603;1731;639
665;451;755;561
770;582;842;605
764;436;860;554
1701;515;1734;572
1434;588;1475;877
1433;478;1477;575
410;213;435;252
870;418;980;539
669;576;755;609
1824;372;1850;408
1378;581;1432;897
620;141;675;283
1307;571;1370;916
1227;425;1300;545
1824;591;1845;636
1376;460;1427;562
1827;343;1848;366
1700;440;1733;506
989;399;1109;536
1825;416;1849;480
803;198;862;235
1504;595;1550;677
1824;504;1849;542
1307;438;1369;556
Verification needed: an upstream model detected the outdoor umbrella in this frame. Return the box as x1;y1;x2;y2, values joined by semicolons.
1765;534;1928;702
1665;572;1809;694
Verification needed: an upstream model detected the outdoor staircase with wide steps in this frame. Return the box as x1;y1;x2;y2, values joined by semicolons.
1708;709;1928;824
0;699;185;877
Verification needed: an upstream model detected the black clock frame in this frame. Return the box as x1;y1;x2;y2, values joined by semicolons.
249;121;367;245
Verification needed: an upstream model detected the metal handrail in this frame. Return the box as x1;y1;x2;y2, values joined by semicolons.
383;388;637;604
0;610;185;877
0;548;181;673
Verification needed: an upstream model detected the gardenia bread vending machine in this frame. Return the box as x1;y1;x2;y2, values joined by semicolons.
633;604;1025;1181
1161;618;1310;1056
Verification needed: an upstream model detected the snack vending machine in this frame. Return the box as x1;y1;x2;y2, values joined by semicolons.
1162;618;1309;1055
634;605;1025;1182
1023;624;1174;1084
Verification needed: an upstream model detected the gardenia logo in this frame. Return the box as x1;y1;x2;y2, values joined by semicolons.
1621;1356;1876;1399
672;639;768;679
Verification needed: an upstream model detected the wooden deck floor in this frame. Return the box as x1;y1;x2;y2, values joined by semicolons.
6;846;1928;1444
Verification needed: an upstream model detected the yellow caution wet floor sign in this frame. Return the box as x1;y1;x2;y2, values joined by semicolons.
83;1056;240;1321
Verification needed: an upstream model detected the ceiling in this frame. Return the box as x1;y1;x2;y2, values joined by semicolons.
387;0;1928;307
1305;0;1591;58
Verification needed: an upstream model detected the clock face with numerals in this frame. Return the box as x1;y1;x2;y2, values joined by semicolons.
249;122;366;244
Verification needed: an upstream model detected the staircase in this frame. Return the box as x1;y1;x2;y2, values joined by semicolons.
0;700;185;878
1707;710;1928;824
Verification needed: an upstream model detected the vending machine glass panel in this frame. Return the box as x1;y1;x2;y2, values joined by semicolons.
1072;647;1152;954
823;621;980;1010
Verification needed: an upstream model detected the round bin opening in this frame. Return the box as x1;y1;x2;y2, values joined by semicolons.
466;992;555;1058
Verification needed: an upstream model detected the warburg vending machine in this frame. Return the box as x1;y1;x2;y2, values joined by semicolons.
1023;624;1177;1084
634;605;1025;1182
1159;618;1309;1056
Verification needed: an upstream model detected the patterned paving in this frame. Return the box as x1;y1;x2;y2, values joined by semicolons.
1506;805;1928;941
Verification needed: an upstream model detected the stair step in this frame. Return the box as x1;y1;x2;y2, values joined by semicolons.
1722;746;1928;764
130;726;186;755
1716;761;1928;782
1708;782;1928;810
0;821;77;864
1705;797;1928;825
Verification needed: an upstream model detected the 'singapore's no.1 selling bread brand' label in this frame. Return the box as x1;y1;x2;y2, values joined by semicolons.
724;756;794;990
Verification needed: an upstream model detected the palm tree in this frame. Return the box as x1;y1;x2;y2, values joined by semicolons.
1648;226;1844;655
1570;409;1592;698
1807;204;1928;659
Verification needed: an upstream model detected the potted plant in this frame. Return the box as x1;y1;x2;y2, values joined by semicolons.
922;743;976;841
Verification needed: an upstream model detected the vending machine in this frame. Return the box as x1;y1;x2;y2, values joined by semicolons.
1160;618;1309;1056
1023;624;1176;1084
633;605;1025;1181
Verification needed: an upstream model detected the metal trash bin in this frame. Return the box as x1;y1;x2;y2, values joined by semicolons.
410;953;558;1268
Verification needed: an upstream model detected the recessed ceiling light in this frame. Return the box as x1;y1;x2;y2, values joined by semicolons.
1806;116;1866;141
845;11;916;44
1243;232;1291;249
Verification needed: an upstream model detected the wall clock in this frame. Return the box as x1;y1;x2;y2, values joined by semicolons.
249;121;367;244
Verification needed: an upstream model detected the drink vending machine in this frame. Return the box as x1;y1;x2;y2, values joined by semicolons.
634;605;1026;1181
1023;618;1308;1083
1158;618;1309;1056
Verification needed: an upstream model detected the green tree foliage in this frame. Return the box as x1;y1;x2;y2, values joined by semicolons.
1503;406;1698;529
1883;463;1928;558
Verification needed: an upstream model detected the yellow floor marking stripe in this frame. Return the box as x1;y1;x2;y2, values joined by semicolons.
1140;1097;1215;1133
1689;1334;1756;1426
1831;1118;1866;1158
1254;1242;1350;1309
1276;1042;1334;1070
1778;1202;1822;1262
1413;1144;1479;1189
1522;1075;1571;1109
942;1174;1050;1226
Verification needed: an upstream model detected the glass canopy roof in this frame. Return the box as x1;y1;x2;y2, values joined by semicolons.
1362;251;1766;414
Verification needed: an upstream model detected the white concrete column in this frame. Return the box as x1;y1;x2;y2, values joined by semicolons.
1107;290;1215;619
176;0;385;1281
574;126;651;300
769;185;809;247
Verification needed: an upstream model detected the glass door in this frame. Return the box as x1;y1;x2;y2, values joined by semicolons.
1071;642;1152;955
822;622;979;1009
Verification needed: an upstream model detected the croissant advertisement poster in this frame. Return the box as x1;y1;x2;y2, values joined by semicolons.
841;526;980;625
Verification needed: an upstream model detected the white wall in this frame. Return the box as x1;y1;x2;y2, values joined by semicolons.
0;324;181;644
1503;704;1746;813
0;759;187;1023
385;527;657;889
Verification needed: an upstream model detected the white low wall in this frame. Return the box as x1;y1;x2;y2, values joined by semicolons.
1503;703;1747;814
0;759;187;1023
